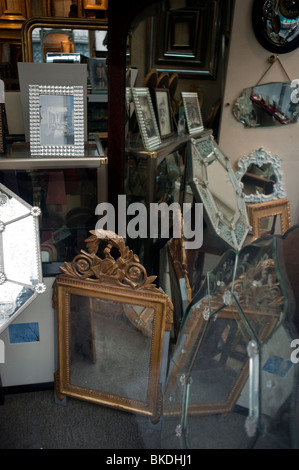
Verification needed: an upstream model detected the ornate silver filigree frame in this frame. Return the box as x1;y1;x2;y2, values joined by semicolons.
235;148;286;203
132;87;161;151
188;135;250;251
29;84;84;157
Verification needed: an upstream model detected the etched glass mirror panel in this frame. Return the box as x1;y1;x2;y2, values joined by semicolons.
0;184;45;335
188;135;250;251
162;233;297;449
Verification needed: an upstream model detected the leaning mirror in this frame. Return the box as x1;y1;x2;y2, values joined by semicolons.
162;230;298;449
54;230;173;424
233;82;299;128
235;147;286;203
0;183;46;335
188;135;250;251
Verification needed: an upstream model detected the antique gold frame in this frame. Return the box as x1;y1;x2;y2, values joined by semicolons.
21;17;108;62
246;197;291;241
53;230;173;423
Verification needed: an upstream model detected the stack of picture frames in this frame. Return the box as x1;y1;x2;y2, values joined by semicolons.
129;70;204;151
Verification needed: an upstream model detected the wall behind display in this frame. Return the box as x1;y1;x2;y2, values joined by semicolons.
219;0;299;226
0;277;56;387
18;62;88;142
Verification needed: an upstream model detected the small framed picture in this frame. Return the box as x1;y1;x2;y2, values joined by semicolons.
83;0;108;11
132;87;161;150
181;91;204;134
29;84;85;156
89;58;107;90
151;88;174;139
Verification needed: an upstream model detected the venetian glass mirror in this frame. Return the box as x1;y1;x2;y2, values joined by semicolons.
233;82;299;128
188;135;250;251
162;230;299;448
0;184;46;335
233;82;299;127
54;230;173;423
235;147;286;203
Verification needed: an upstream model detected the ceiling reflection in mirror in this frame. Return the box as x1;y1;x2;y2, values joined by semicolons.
188;135;250;251
0;184;45;335
233;82;299;128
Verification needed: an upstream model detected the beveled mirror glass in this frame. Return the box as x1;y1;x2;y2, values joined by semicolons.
188;135;250;251
54;230;173;423
235;147;286;203
233;82;299;128
0;183;46;335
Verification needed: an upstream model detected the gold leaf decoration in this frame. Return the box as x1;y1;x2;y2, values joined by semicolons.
59;229;157;290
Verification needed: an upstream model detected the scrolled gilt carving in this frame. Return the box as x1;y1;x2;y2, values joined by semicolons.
59;229;158;291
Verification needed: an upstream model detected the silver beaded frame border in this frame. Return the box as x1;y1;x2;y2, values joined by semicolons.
29;84;85;157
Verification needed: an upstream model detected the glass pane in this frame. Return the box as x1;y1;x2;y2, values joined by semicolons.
0;168;98;265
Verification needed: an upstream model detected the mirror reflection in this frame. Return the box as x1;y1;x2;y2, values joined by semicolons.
252;0;299;52
241;163;276;197
31;28;107;63
69;294;153;401
233;82;299;128
235;147;286;203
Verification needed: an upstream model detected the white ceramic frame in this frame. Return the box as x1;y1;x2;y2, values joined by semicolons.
132;87;161;150
29;84;85;157
235;147;286;203
181;91;204;135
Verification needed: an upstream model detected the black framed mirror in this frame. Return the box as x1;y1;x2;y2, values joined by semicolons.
252;0;299;53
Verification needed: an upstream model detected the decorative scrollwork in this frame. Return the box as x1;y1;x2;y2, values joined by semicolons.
59;229;158;290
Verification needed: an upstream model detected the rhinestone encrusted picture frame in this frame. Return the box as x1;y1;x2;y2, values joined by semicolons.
29;84;84;157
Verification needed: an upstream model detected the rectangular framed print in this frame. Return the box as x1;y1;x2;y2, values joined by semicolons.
181;91;204;134
132;87;161;151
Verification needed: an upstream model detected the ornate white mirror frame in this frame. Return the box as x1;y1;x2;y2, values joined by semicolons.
235;147;286;203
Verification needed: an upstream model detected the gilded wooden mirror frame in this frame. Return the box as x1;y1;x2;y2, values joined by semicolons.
53;230;173;423
21;16;108;63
